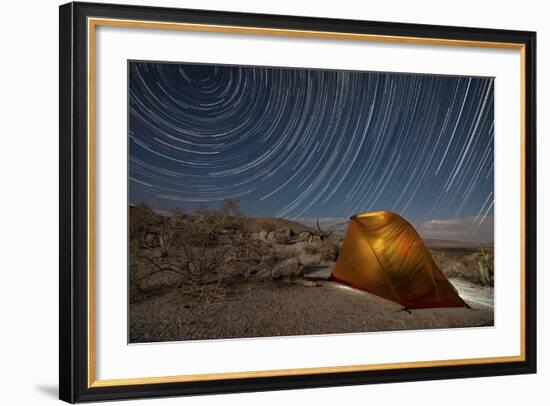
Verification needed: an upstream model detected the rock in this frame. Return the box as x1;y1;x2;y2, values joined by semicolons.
302;280;318;288
297;252;322;267
297;231;312;242
270;258;305;282
320;242;339;262
274;227;291;244
245;263;270;279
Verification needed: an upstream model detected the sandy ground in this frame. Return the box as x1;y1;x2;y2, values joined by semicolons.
129;273;494;343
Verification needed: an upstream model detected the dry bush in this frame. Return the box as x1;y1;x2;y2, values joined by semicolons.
130;200;249;302
476;246;494;286
129;202;347;302
432;247;494;287
319;239;340;262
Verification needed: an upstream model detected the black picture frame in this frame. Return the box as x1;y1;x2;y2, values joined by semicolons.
60;1;537;403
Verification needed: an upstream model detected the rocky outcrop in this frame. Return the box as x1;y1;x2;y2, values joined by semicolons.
130;204;344;301
270;258;305;282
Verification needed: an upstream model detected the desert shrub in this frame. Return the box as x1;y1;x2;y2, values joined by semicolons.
476;246;494;286
270;258;305;282
129;200;270;302
129;203;156;239
434;247;494;287
319;240;340;262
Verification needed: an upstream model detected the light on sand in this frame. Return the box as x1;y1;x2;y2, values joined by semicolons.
333;283;365;294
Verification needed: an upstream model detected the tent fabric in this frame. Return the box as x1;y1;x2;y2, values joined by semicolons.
330;211;466;309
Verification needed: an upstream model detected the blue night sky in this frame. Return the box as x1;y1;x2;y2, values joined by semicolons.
129;61;494;242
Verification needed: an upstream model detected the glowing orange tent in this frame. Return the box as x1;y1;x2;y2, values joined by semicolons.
331;211;466;309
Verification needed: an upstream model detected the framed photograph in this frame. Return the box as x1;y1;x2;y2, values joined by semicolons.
59;2;536;403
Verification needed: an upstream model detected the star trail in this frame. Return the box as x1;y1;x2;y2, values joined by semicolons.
129;61;494;240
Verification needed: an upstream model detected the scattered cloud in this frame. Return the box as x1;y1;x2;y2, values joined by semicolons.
290;215;493;243
413;216;493;243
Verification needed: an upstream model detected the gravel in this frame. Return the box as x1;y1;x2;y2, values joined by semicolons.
129;279;494;343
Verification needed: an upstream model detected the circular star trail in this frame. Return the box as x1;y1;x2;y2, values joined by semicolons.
129;61;494;233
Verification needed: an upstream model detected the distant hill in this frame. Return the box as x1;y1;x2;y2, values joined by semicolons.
130;205;491;247
130;204;314;234
243;217;314;233
424;239;494;249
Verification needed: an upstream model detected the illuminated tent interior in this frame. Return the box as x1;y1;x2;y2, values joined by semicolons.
330;211;467;309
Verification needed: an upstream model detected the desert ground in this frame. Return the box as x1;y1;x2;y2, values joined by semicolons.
129;203;494;343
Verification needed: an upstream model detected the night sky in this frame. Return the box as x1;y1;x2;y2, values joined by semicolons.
129;61;494;242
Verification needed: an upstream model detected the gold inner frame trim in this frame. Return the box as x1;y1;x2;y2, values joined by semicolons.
90;355;524;388
87;17;527;388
